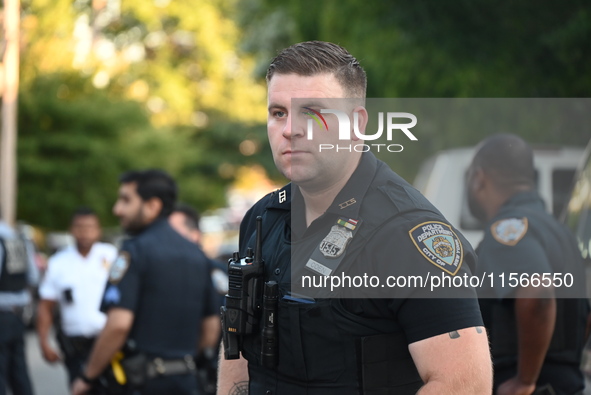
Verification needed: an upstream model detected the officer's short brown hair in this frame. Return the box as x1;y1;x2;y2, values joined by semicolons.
266;41;367;98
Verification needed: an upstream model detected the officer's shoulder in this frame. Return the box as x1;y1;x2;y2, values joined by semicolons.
370;163;442;216
254;184;290;211
118;234;141;258
48;246;77;265
95;242;118;255
486;212;531;248
243;184;290;223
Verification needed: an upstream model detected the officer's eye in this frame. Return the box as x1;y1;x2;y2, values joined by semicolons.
272;110;286;118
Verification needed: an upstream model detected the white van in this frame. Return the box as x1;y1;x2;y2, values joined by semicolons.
413;146;585;248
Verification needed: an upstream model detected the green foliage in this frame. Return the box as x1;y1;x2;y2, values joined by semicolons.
17;72;275;229
16;0;272;230
236;0;591;181
239;0;591;97
17;72;150;229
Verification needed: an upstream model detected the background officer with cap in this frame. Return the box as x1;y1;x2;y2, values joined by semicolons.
37;207;117;385
71;169;218;395
0;213;38;395
468;134;589;395
218;41;492;395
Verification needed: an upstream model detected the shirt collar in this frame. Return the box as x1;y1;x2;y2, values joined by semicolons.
290;152;378;237
325;151;377;219
501;189;545;211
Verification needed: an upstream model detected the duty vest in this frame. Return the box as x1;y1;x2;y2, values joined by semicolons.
0;237;29;292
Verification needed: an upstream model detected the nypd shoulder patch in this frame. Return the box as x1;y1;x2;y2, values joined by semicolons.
409;221;463;275
109;252;130;284
103;284;121;304
491;217;528;246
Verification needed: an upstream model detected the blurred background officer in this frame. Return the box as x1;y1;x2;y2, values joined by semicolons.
36;207;117;385
0;213;38;395
169;203;228;300
468;134;590;395
71;170;218;395
169;203;227;395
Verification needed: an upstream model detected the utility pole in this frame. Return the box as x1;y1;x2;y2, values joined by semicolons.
0;0;20;226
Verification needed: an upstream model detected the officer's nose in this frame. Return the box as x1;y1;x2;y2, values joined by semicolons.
283;113;305;140
112;201;122;217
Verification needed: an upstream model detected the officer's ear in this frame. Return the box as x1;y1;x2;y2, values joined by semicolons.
143;197;163;222
350;106;368;141
472;168;486;192
467;166;488;196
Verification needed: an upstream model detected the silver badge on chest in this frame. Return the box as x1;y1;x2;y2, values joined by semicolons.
320;225;353;258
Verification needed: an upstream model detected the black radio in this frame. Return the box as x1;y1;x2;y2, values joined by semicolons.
221;217;264;359
221;216;279;367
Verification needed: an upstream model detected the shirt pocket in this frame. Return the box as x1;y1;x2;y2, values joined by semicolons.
276;298;349;383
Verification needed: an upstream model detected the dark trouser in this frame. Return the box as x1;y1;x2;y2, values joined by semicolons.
58;335;95;384
125;374;199;395
0;311;34;395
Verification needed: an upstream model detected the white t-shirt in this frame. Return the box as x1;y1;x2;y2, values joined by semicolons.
39;242;117;337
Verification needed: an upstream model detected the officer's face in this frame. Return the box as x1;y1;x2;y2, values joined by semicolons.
113;182;148;234
267;73;363;191
70;214;101;252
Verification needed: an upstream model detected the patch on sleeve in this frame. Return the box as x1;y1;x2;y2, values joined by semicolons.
103;284;121;304
409;221;463;275
491;218;528;246
108;252;130;284
102;257;111;271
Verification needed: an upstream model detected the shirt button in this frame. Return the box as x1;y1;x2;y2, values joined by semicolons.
274;268;281;275
266;391;272;395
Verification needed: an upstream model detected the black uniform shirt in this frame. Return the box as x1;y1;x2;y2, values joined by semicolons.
475;190;589;392
102;218;217;359
241;153;482;356
476;190;586;299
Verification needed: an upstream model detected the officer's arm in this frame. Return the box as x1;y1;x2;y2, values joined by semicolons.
409;326;492;394
36;299;60;363
199;314;221;350
82;307;134;379
496;286;556;395
217;344;249;395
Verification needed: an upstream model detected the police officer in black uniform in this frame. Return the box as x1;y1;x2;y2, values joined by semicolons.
468;134;589;395
71;170;218;395
0;216;37;395
218;41;492;395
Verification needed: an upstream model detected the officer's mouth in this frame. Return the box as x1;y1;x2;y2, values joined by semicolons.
283;149;309;157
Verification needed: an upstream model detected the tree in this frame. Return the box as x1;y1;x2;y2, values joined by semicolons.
16;0;275;229
18;72;151;228
236;0;591;180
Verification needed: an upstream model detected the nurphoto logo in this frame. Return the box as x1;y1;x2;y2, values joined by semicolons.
304;108;418;153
